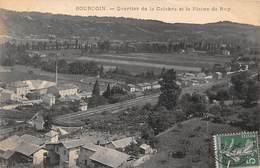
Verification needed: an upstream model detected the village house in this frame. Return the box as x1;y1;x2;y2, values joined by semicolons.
77;143;106;168
0;134;46;168
79;100;88;111
0;150;33;168
126;84;136;93
151;81;161;90
109;137;137;151
77;143;131;168
140;144;153;155
0;103;20;110
45;138;93;168
6;81;29;97
48;83;79;98
0;89;21;103
0;142;47;168
136;83;152;92
213;72;223;80
45;130;59;143
24;80;56;95
196;72;206;79
29;113;45;131
0;135;20;153
78;91;92;99
45;127;69;143
222;49;231;56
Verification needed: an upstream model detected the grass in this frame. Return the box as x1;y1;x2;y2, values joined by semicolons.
140;118;241;168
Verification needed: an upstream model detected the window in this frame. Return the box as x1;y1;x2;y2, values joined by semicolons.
84;160;88;165
64;150;66;155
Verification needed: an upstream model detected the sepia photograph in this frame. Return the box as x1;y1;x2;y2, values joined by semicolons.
0;0;259;167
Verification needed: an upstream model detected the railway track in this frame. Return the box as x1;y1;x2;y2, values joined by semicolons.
54;77;233;124
54;93;160;123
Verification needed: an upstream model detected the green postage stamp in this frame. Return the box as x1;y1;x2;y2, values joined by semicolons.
213;132;259;168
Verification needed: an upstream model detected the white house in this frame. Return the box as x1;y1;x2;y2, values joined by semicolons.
151;81;161;90
6;81;29;97
45;138;92;168
126;84;136;92
48;84;79;98
140;144;153;155
136;83;152;92
24;80;56;95
79;100;88;111
0;89;18;103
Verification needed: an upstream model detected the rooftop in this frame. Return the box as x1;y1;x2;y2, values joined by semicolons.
82;143;106;152
140;143;151;150
90;148;130;168
45;130;59;138
111;137;136;149
24;80;56;90
0;135;20;152
57;83;79;90
0;150;15;159
7;81;28;88
20;134;44;146
14;141;41;156
46;138;94;149
61;138;92;149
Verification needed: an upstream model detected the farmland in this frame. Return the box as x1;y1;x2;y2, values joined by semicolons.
40;50;231;74
74;53;231;74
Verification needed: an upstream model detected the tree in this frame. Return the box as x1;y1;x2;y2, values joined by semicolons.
43;113;52;131
102;83;111;98
216;89;230;101
92;80;100;97
179;93;192;116
160;67;166;78
141;126;157;147
148;106;172;135
188;93;207;117
230;72;248;100
244;79;259;105
238;106;259;131
125;142;141;157
179;92;207;117
158;69;181;110
100;65;104;76
230;72;259;105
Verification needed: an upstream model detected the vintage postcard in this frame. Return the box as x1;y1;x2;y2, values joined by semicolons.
0;0;259;167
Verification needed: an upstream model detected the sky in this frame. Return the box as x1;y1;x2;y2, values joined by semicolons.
0;0;260;25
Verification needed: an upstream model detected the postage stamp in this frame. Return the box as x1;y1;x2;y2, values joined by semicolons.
213;132;259;168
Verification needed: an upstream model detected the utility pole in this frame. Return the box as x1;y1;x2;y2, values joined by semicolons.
55;53;59;85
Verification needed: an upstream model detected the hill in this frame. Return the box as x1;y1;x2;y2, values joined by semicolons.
0;9;259;42
140;118;241;168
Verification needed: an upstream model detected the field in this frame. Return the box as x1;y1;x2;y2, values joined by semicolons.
39;50;231;74
75;53;231;74
140;118;241;168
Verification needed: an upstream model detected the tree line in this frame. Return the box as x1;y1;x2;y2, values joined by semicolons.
2;38;255;55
